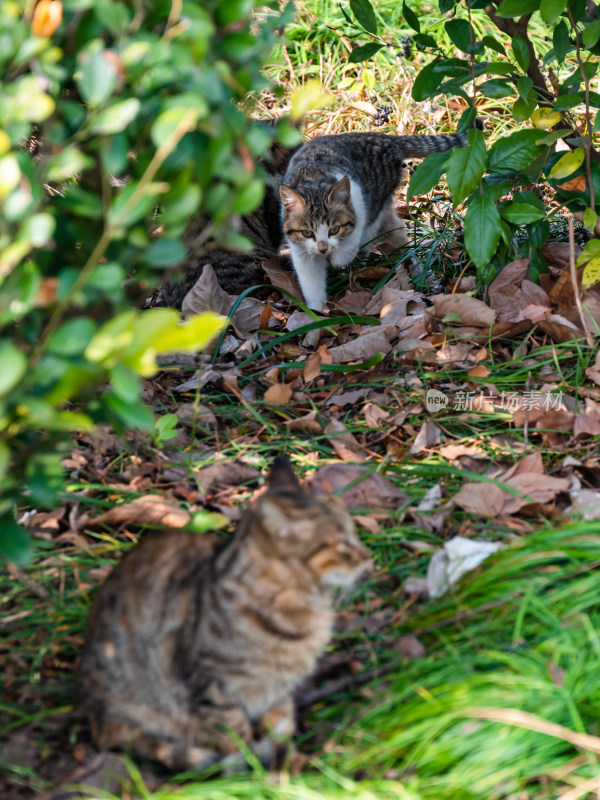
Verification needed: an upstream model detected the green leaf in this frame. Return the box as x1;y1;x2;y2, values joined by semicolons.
582;256;600;288
0;341;27;396
230;178;265;215
479;78;515;98
45;147;93;181
512;33;530;71
540;0;566;25
105;393;155;430
488;130;544;172
482;35;506;55
402;1;420;33
413;33;437;48
554;92;583;110
151;106;199;149
0;515;31;566
154;413;179;443
348;42;384;63
464;193;502;270
407;150;451;197
110;363;141;403
77;47;118;107
497;0;540;16
584;207;598;233
109;181;165;227
583;19;600;49
553;20;570;61
89;98;141;135
144;238;187;267
446;128;487;206
501;203;547;224
25;452;64;507
445;19;472;52
412;61;444;101
548;147;585;179
48;318;97;356
350;0;378;33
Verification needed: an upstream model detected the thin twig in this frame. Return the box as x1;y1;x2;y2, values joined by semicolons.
568;216;594;347
568;7;595;215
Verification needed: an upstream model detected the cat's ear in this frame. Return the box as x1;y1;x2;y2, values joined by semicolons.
267;457;302;494
280;185;305;213
328;176;351;205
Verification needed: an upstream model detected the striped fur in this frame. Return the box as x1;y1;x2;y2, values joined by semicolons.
281;130;474;310
78;459;371;770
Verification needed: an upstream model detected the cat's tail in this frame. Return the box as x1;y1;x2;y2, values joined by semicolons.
396;118;484;159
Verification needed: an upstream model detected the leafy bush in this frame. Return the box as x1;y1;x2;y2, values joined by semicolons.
0;0;296;564
345;0;600;286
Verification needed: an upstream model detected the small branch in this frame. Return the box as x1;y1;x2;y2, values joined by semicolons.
568;6;595;214
568;216;594;347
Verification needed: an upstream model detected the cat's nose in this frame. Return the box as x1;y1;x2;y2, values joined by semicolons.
317;241;328;254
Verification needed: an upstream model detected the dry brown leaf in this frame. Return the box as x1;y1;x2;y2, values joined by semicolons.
501;452;544;480
324;419;367;460
438;443;485;460
336;291;371;314
326;388;367;407
327;326;395;363
538;313;584;343
195;460;260;494
454;482;506;517
432;293;496;328
574;413;600;437
286;310;313;331
349;100;378;116
283;410;323;434
181;263;265;335
542;241;582;272
307;463;408;510
380;288;425;327
262;256;302;299
488;259;529;312
393;635;426;659
467;365;491;379
363;402;390;427
501;473;570;514
90;496;191;528
410;420;441;455
303;351;322;383
264;382;293;405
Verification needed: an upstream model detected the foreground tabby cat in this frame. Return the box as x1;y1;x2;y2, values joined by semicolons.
78;458;371;770
280;129;477;310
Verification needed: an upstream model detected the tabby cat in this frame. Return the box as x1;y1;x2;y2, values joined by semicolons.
78;458;371;770
280;129;478;310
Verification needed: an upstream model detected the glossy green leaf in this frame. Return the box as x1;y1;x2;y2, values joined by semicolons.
512;33;530;71
583;19;600;49
497;0;540;16
48;318;96;356
77;47;118;107
553;20;570;61
501;203;547;224
407;150;451;197
539;0;566;25
0;341;27;396
144;238;187;267
402;1;420;33
464;193;502;270
445;19;472;52
446;128;487;206
350;0;378;33
348;42;384;63
89;98;140;135
488;130;544;173
0;515;32;566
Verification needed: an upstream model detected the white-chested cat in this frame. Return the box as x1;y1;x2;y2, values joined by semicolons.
279;128;478;310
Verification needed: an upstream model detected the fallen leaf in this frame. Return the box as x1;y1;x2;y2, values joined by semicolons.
574;413;600;437
264;382;293;405
571;488;600;520
454;482;506;516
431;293;496;328
262;257;302;299
286;310;313;331
326;387;367;407
439;443;485;460
393;635;426;659
336;291;371;314
410;420;441;454
195;460;260;494
501;473;570;514
283;409;323;434
324;419;367;460
363;402;390;427
90;496;191;528
308;463;409;509
303;351;322;383
327;326;395;363
176;403;217;430
467;365;491;379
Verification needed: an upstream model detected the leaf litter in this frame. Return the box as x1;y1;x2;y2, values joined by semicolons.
7;187;600;798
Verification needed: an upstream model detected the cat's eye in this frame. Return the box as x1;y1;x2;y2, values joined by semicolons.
329;225;340;236
302;229;314;239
